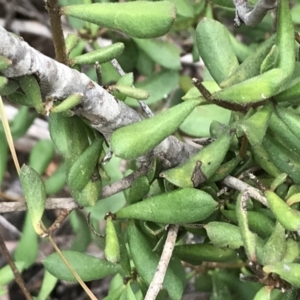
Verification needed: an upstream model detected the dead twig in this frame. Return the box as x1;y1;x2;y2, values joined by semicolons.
144;225;179;300
0;231;32;300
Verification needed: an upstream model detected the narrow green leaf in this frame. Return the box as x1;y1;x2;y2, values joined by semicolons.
19;75;44;114
0;262;25;286
174;244;237;265
20;165;46;236
116;188;217;224
196;18;239;84
205;222;243;249
51;93;82;113
14;213;39;268
29;140;55;175
110;85;149;100
212;68;285;105
238;103;272;147
276;0;295;78
65;33;81;55
169;0;194;17
111;100;199;160
67;137;103;192
0;56;12;71
70;211;92;252
220;35;276;88
236;192;257;262
133;38;181;70
253;287;272;300
70;43;124;66
161;129;232;187
0;79;19;96
125;70;179;106
62;2;176;39
43;251;122;282
37;271;58;300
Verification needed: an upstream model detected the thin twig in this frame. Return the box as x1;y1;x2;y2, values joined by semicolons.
222;175;268;207
100;165;149;199
46;0;67;64
0;198;78;213
0;232;32;300
0;215;21;238
0;167;149;213
110;58;154;117
144;225;179;300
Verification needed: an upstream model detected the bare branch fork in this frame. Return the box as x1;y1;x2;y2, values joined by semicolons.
0;26;196;170
233;0;277;27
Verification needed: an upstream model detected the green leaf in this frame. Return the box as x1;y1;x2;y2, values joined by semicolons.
0;56;11;71
105;217;120;263
221;210;274;239
212;68;285;105
43;251;122;282
291;4;300;24
70;43;124;66
125;175;150;204
210;270;233;300
260;221;286;266
196;18;239;84
111;85;149;100
14;212;39;268
116;188;217;224
111;99;199;160
51;93;82;113
0;79;19;96
220;35;276;88
238;103;272;147
169;0;194;17
179;104;231;137
205;222;243;249
19;75;44;114
20;165;46;236
174;244;238;265
70;211;91;252
37;271;58;300
10;106;37;140
62;2;176;38
276;0;295;78
0;262;25;286
125;70;179;106
161;129;232;187
236;192;257;262
67;137;103;192
44;163;66;195
133;38;181;70
253;287;272;300
136;49;155;77
29;140;55;175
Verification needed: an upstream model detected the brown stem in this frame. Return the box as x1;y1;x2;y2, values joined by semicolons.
46;0;67;64
100;165;149;199
0;232;32;300
192;78;252;112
